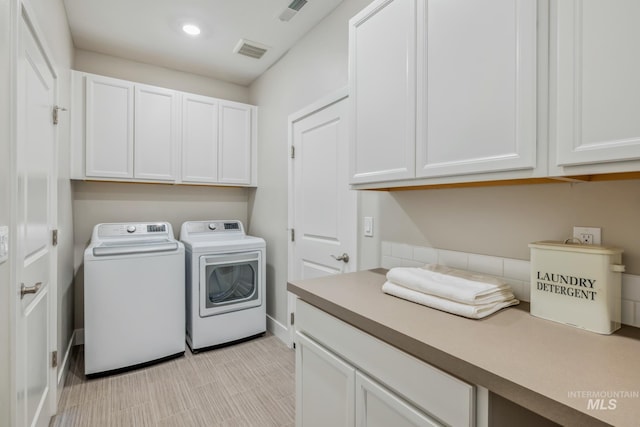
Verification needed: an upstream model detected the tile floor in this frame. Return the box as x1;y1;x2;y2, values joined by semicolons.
51;334;295;427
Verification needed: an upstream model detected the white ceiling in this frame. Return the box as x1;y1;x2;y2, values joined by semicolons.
63;0;345;86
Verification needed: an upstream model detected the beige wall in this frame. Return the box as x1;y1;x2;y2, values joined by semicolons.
248;0;640;331
74;49;250;103
381;179;640;274
72;181;249;327
248;0;378;327
71;52;254;330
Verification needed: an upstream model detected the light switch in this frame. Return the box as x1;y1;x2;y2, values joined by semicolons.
364;217;374;237
0;226;8;264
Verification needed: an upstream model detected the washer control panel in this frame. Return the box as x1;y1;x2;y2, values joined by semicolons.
97;222;170;238
184;220;244;235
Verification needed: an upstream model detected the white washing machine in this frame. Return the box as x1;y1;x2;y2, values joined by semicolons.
180;220;266;352
84;222;185;375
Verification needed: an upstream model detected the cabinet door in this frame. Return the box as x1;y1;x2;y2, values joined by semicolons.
349;0;417;184
182;94;219;183
134;84;179;181
416;0;537;178
356;373;442;427
85;74;134;178
552;0;640;167
296;332;355;427
218;101;253;185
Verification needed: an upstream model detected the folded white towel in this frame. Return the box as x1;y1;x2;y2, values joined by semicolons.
387;264;513;305
382;281;519;319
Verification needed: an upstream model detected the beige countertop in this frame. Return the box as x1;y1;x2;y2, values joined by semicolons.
288;269;640;427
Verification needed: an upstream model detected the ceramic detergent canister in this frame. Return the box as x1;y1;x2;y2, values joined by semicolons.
529;241;625;334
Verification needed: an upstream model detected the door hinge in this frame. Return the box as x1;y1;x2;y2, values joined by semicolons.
52;105;67;125
52;229;58;246
291;228;295;242
290;312;295;326
51;351;58;368
290;145;295;159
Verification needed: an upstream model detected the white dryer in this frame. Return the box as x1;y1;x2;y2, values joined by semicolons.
180;220;266;351
84;222;185;375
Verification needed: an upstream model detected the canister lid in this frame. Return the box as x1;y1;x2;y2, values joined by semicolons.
529;240;623;255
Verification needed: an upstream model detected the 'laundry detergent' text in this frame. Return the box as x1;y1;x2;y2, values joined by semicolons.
536;272;597;301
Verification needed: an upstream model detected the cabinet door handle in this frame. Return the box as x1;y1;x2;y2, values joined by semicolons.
20;282;42;299
331;253;350;263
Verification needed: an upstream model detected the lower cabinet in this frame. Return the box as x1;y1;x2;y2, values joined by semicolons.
294;300;477;427
356;372;441;427
296;332;355;427
296;332;440;427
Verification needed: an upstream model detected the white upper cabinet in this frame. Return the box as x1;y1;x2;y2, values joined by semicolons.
134;84;179;181
182;94;219;183
218;101;255;185
349;0;539;186
416;0;537;178
85;74;134;179
550;0;640;172
349;0;417;184
71;71;257;186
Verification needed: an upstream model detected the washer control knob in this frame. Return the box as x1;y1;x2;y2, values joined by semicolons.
126;225;136;233
208;223;217;231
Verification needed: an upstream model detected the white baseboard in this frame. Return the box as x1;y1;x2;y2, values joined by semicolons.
57;331;75;388
73;328;84;345
267;315;290;347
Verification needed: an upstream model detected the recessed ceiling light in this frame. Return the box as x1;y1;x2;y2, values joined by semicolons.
182;24;201;36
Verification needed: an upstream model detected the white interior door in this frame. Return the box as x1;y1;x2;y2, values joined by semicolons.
15;7;57;427
290;91;357;282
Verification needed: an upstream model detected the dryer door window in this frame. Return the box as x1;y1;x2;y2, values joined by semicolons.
199;251;262;317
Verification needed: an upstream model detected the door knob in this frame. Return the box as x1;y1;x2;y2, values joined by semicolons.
20;282;42;299
331;253;350;263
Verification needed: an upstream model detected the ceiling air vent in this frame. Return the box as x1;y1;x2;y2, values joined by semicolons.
279;0;308;22
233;39;269;60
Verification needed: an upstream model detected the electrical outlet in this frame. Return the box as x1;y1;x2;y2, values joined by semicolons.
580;233;594;244
573;226;601;245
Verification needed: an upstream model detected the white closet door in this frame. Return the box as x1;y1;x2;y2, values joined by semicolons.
182;94;219;183
15;9;58;426
134;84;179;181
291;95;356;281
218;101;253;185
85;74;134;178
553;0;640;166
416;0;537;178
349;0;417;184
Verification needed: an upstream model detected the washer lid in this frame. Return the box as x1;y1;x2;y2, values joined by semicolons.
92;239;179;257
